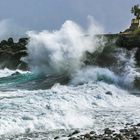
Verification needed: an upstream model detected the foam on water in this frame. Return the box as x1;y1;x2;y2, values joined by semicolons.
0;81;140;137
0;68;30;78
0;18;140;139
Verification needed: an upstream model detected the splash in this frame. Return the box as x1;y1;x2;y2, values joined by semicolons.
70;66;119;85
26;18;104;75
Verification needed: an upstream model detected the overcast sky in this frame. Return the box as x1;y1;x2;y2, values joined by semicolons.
0;0;139;33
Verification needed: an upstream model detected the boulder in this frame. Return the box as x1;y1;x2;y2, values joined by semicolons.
7;38;14;45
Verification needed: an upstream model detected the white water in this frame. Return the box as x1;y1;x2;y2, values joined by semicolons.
26;18;104;75
0;81;140;137
0;68;30;78
0;18;140;139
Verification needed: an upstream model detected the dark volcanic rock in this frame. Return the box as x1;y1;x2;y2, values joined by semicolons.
7;38;14;45
105;91;113;96
0;34;140;71
84;133;91;139
104;128;113;135
116;34;140;65
2;123;140;140
72;130;80;135
116;34;140;49
133;136;139;140
67;124;140;140
54;136;59;139
0;37;28;70
68;130;80;137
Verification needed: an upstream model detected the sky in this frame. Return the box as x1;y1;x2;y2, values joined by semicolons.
0;0;139;33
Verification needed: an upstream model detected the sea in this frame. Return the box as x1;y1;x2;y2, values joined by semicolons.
0;20;140;139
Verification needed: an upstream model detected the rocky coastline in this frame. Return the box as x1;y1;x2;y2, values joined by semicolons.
1;34;140;90
2;123;140;140
0;34;140;71
0;35;140;139
58;123;140;140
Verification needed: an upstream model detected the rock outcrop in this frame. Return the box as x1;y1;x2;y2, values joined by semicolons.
0;38;28;70
0;34;140;71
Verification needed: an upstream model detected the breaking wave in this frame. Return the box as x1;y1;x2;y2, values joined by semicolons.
25;18;104;76
0;18;140;139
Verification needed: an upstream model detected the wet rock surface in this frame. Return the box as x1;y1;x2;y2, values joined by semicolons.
0;37;28;70
66;124;140;140
0;34;140;71
1;124;140;140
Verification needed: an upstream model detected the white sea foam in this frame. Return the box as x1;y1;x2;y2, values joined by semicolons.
0;82;140;136
0;18;140;139
0;68;29;78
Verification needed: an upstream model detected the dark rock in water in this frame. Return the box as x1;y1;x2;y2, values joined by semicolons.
119;129;129;133
90;131;95;134
105;91;112;96
84;133;91;139
7;38;14;45
104;128;113;135
54;136;59;139
136;123;140;126
133;136;139;140
4;123;140;140
11;71;20;76
19;38;28;44
72;130;80;135
0;40;7;46
68;130;80;137
114;134;125;140
0;37;28;70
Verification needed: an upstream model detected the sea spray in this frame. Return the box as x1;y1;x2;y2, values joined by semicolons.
0;20;140;139
24;18;139;89
70;66;119;85
26;19;104;76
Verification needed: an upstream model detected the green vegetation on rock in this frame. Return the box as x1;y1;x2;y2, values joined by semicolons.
131;4;140;20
